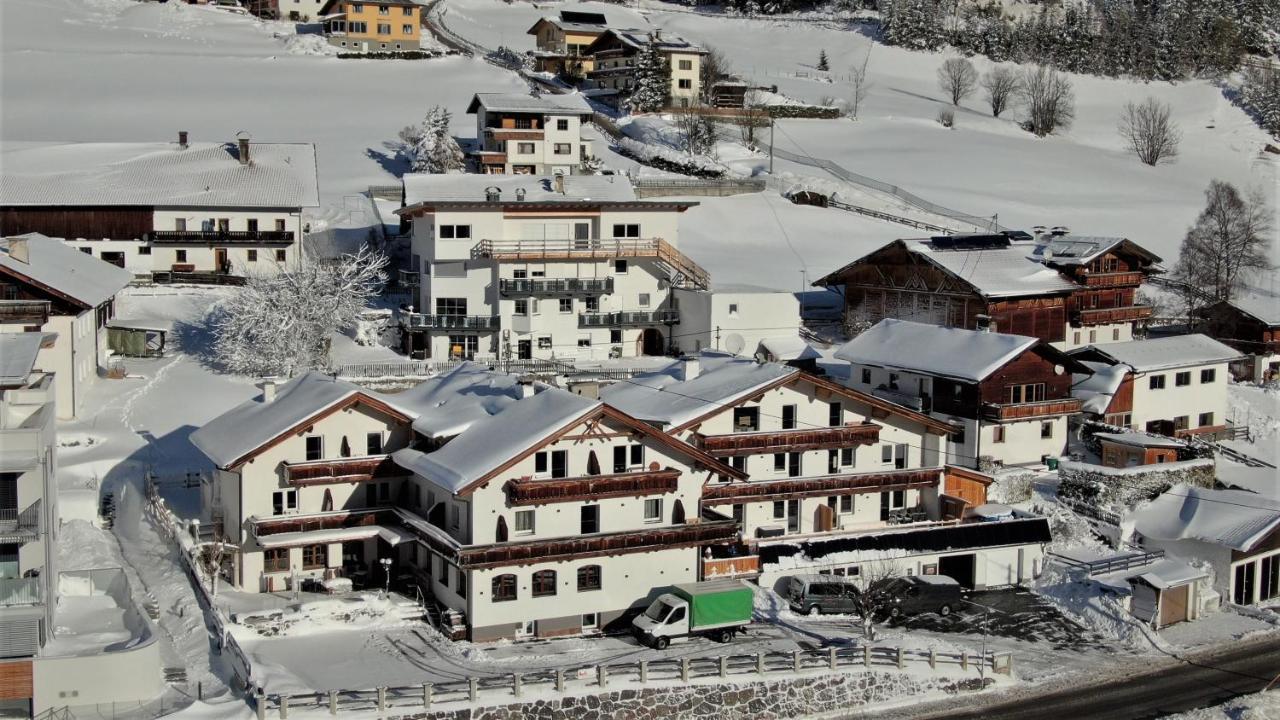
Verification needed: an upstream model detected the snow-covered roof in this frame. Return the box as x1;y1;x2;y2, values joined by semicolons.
0;333;54;387
107;317;173;332
1074;334;1244;372
596;28;705;54
401;174;638;206
256;524;415;549
0;141;320;208
391;386;598;494
1072;360;1127;415
528;12;610;34
389;362;524;439
834;319;1037;383
1127;558;1207;590
904;238;1078;298
466;92;593;115
1025;235;1160;266
757;335;820;362
0;234;133;309
1223;289;1280;326
601;351;796;429
1093;432;1183;450
1133;484;1280;552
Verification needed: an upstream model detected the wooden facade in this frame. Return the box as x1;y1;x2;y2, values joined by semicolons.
701;468;939;504
1199;300;1280;357
456;519;739;569
944;466;992;507
503;468;682;506
1;206;153;240
283;455;402;487
693;423;881;456
0;660;32;702
1099;439;1178;468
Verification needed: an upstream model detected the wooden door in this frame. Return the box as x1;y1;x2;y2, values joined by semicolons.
814;504;834;532
215;248;230;274
1159;585;1189;627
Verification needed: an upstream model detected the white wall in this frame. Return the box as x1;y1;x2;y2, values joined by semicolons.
1128;361;1230;433
672;290;800;356
758;542;1045;592
1057;322;1134;351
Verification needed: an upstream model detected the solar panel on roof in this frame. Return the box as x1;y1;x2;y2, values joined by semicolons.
927;234;1011;250
560;10;607;24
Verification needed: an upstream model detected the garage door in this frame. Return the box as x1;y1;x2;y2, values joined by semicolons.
1159;585;1189;628
938;554;976;588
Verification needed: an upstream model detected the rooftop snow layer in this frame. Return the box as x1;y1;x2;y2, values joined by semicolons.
0;141;320;208
0;333;53;386
1093;432;1183;449
389;362;524;439
401;173;637;206
190;372;364;468
601;350;795;428
602;28;705;53
834;319;1037;382
0;234;133;309
391;386;598;493
1025;235;1133;266
1133;484;1280;552
466;92;593;115
1076;334;1243;372
1226;289;1280;326
1072;360;1127;415
758;334;820;362
904;239;1078;298
1127;558;1207;590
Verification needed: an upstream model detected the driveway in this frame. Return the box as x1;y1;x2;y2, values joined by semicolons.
885;588;1106;651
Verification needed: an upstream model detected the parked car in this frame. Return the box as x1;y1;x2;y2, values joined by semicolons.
872;576;962;618
786;574;861;616
632;579;754;649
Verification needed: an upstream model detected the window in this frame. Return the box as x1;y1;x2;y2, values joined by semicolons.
638;293;651;307
727;303;739;316
402;23;413;33
175;218;187;231
577;564;602;591
841;447;855;467
788;452;801;477
731;455;747;472
305;435;323;461
612;224;641;238
534;449;568;478
516;142;535;154
582;613;598;630
614;259;628;273
1201;368;1216;383
781;404;797;430
176;249;188;263
1041;421;1053;439
366;432;384;455
644;499;663;523
456;568;466;598
888;373;899;390
773;501;785;519
630;444;644;467
610;329;623;344
558;298;573;313
860;368;872;384
1007;383;1046;404
247;219;259;232
1198;412;1215;427
556;118;569;131
264;548;289;572
436;297;467;316
992;426;1006;443
733;407;759;432
276;249;287;262
577;337;591;348
302;544;327;570
580;505;599;534
952;427;966;445
678;59;692;70
378;4;389;13
447;335;479;359
881;445;893;464
553;143;572;155
349;21;367;33
774;453;786;472
450;504;460;529
677;78;692;89
1149;375;1166;390
840;495;853;513
275;219;287;232
537;336;552;350
585;296;599;312
403;5;412;13
1112;328;1120;341
514;117;534;129
1174;415;1190;431
247;249;258;262
218;218;230;232
514;299;528;316
828;402;842;427
271;490;297;516
1175;371;1191;387
532;570;557;597
492;574;517;602
138;245;151;255
438;224;472;240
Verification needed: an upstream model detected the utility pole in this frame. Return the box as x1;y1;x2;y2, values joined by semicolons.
768;118;775;174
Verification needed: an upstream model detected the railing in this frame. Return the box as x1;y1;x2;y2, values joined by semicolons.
147;230;296;244
695;424;881;457
1048;548;1165;577
456;520;738;569
1081;271;1145;288
580;310;680;327
1072;305;1154;326
401;313;500;330
981;397;1083;421
504;469;681;506
283;456;400;486
472;238;710;290
152;271;247;286
0;577;42;606
702;555;760;578
334;358;657;383
0;501;40;537
0;300;51;325
398;270;420;287
498;278;614;296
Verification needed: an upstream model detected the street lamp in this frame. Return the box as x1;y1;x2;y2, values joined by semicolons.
379;558;393;598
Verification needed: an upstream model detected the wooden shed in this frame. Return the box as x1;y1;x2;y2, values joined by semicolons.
107;317;171;358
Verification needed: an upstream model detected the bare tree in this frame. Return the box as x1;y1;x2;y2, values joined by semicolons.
1020;65;1075;137
199;532;233;598
699;46;732;105
981;66;1020;118
673;105;717;156
937;57;978;106
1172;180;1274;314
732;90;770;149
848;561;902;641
1118;97;1181;166
847;47;873;119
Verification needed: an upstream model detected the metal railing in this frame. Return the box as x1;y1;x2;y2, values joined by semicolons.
147;230;295;244
0;577;42;606
1048;548;1165;577
579;310;680;327
0;502;40;536
498;278;613;296
472;238;710;290
401;313;500;330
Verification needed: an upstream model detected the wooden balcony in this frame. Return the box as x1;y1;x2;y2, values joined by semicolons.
498;278;613;296
702;468;940;504
472;238;710;290
148;230;296;245
484;128;545;142
703;555;760;579
504;468;681;506
251;507;396;538
283;455;401;487
580;310;680;327
456;519;739;569
1081;271;1145;288
401;313;500;331
1072;305;1153;326
981;397;1082;421
0;300;50;325
695;423;881;457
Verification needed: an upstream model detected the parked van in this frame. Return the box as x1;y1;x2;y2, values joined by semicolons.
873;576;962;618
786;574;860;616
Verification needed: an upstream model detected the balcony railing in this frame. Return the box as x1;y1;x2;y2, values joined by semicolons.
472;238;710;290
401;313;500;330
283;455;400;487
0;300;51;325
981;397;1083;421
703;555;760;579
1072;305;1153;326
147;230;296;245
695;424;881;457
398;270;420;288
498;278;614;296
483;128;545;142
0;578;42;607
504;468;681;506
1081;271;1145;288
0;502;40;539
580;310;679;327
456;519;739;569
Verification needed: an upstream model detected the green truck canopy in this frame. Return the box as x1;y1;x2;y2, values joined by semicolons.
672;580;753;629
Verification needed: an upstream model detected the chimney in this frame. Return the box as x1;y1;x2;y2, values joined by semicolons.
6;237;30;264
554;174;566;195
517;378;537;399
1050;226;1069;237
485;186;501;202
236;131;251;165
260;378;279;403
1031;225;1047;238
178;130;189;149
676;355;700;382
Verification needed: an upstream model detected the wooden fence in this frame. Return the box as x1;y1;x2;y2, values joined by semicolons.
258;645;1012;717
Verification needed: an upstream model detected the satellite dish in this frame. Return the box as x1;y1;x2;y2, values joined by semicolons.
1054;364;1065;375
725;333;745;356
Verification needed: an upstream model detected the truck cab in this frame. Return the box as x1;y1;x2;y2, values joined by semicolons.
632;593;690;649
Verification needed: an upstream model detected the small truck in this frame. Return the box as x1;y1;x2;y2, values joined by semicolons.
632;579;754;649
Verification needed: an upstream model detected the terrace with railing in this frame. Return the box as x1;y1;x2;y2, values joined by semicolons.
981;397;1083;421
283;456;401;487
1072;305;1153;326
401;313;501;331
694;424;881;457
0;300;51;325
1081;271;1145;288
580;310;679;327
504;468;681;506
498;278;613;296
147;230;296;245
0;502;41;541
471;238;709;289
0;577;41;607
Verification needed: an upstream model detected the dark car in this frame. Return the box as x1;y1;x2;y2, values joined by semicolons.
872;576;962;618
786;574;860;616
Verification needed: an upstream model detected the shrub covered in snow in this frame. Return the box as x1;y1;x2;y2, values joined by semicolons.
1057;458;1215;510
612;136;731;178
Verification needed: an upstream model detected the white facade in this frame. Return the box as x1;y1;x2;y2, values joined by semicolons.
1125;362;1231;435
672;287;801;356
470;100;594;175
280;0;328;20
0;311;110;421
1061;321;1134;350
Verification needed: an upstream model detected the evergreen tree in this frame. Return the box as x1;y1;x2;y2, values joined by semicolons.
629;38;671;113
817;49;830;71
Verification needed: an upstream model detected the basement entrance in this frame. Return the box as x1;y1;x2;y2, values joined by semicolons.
938;553;976;588
638;328;664;356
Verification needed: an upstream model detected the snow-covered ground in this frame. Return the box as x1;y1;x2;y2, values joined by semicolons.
1163;690;1280;720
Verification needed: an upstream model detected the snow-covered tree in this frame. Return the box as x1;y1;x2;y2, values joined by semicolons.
1242;64;1280;138
210;246;389;377
629;38;671;113
674;105;717;156
401;106;464;173
817;49;829;71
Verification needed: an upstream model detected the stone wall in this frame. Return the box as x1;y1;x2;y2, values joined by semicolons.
1057;458;1216;511
389;672;990;720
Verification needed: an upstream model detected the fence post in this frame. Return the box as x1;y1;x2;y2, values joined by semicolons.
961;651;968;671
828;647;837;670
279;696;288;720
423;683;432;709
513;673;522;698
377;687;386;715
327;691;337;716
555;669;565;693
792;650;801;673
719;656;728;678
896;648;904;670
255;691;266;720
639;660;648;684
598;665;608;688
469;677;478;703
756;652;765;675
864;646;871;668
680;657;690;682
929;649;936;669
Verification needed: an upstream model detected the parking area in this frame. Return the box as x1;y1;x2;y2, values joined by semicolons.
885;588;1104;650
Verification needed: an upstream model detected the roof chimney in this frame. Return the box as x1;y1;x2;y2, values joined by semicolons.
6;237;30;265
260;377;279;403
554;174;566;195
485;186;502;202
1050;226;1069;237
517;377;537;398
236;131;251;165
676;355;700;382
178;130;189;149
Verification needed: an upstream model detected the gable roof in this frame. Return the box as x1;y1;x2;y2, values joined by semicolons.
1133;484;1280;552
1071;360;1127;415
466;92;593;116
834;319;1038;383
1070;334;1244;373
1213;290;1280;327
527;13;610;35
586;28;706;55
389;362;524;439
1026;235;1162;267
0;234;133;309
0;332;55;387
1;141;320;209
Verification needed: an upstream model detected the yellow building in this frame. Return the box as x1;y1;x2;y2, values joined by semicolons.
321;0;422;52
526;11;609;77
